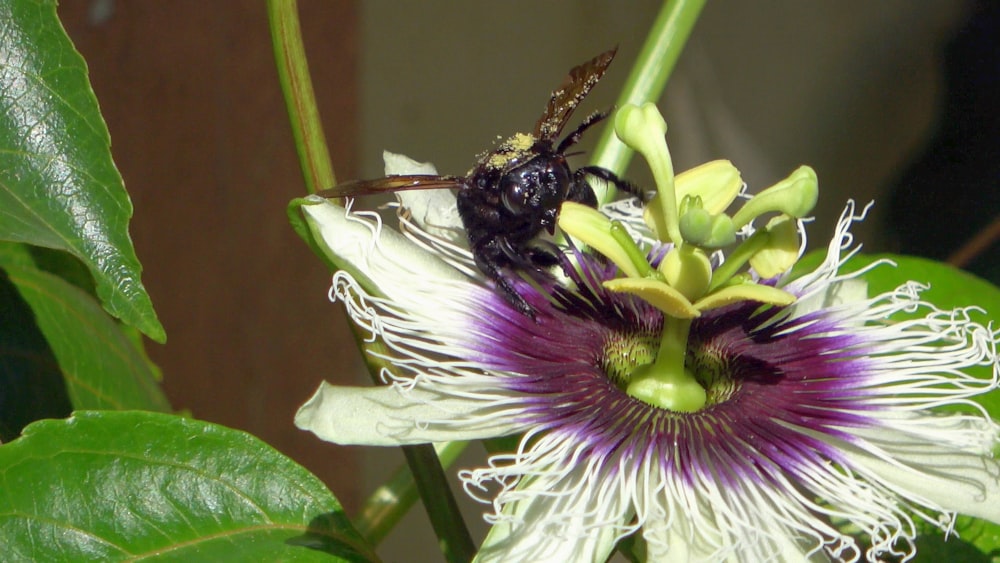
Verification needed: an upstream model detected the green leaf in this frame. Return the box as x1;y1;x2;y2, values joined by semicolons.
0;254;170;413
845;254;998;323
913;515;1000;563
614;531;645;563
794;252;1000;322
0;0;164;342
0;411;379;562
27;244;97;295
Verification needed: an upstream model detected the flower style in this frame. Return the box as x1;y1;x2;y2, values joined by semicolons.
295;111;1000;561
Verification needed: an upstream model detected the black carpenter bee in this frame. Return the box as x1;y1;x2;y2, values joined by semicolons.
318;48;637;318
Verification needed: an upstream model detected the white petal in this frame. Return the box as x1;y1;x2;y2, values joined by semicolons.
295;381;522;446
632;446;846;562
474;469;627;563
382;150;456;230
383;150;468;249
397;188;466;248
843;425;1000;524
650;515;822;563
302;199;466;294
382;150;438;176
785;278;868;319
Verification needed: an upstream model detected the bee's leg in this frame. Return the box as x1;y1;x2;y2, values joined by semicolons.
522;240;561;269
576;166;648;202
565;175;598;208
556;109;610;154
473;238;537;320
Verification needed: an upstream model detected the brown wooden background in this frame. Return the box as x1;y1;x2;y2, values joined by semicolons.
58;1;364;511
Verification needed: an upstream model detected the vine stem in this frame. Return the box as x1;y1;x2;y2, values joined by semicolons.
590;0;708;204
947;213;1000;268
354;441;468;545
267;0;335;194
267;2;475;561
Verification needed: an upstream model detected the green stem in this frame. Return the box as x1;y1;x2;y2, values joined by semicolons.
267;0;335;194
346;317;475;560
590;0;709;202
268;4;474;559
354;441;468;546
401;445;476;563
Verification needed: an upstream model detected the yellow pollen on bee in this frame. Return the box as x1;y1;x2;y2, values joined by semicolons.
485;132;537;170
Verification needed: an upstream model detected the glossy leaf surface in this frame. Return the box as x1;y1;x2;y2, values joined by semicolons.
0;251;169;416
0;0;163;341
0;411;377;561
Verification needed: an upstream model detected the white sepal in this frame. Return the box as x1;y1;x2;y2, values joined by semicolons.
843;422;1000;524
302;199;466;298
384;150;467;241
295;381;524;447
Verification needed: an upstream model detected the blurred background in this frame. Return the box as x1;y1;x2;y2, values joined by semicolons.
58;1;996;560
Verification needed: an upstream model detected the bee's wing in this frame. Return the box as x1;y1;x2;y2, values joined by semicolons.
533;47;617;141
315;175;466;199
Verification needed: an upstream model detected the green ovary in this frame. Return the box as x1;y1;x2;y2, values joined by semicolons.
602;329;743;409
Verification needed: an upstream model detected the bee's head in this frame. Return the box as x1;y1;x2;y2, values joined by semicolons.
500;153;571;225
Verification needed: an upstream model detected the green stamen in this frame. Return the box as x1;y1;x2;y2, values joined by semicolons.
693;283;795;312
587;103;818;416
615;104;682;244
610;222;661;280
675;159;742;214
731;165;818;229
678;198;712;245
603;277;699;319
659;246;711;302
748;214;801;278
559;202;646;278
